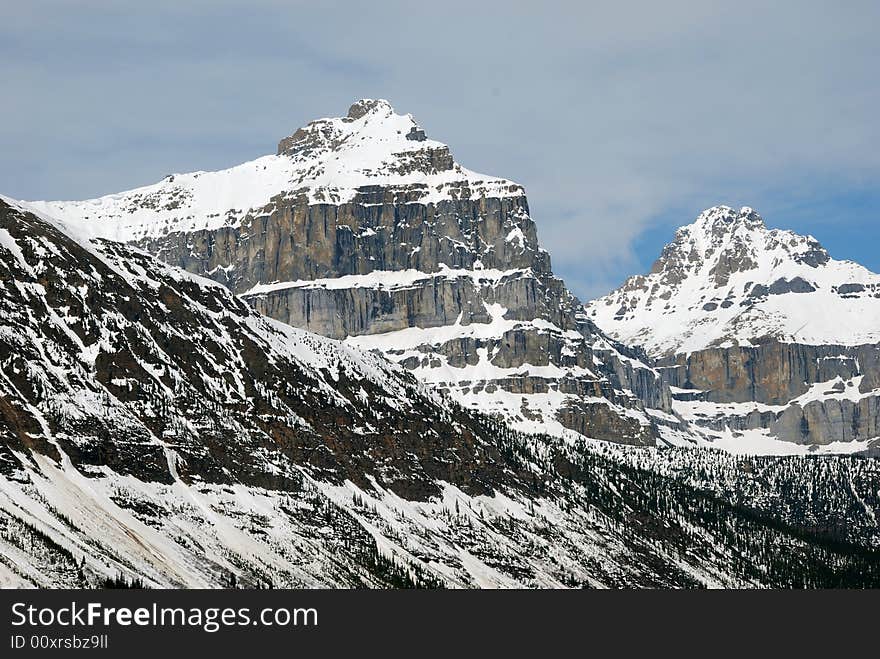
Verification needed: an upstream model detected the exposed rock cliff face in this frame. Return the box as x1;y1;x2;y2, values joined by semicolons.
658;342;880;447
34;100;683;446
587;206;880;452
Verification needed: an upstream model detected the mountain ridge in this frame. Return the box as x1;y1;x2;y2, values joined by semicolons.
587;205;880;357
26;99;523;244
28;100;683;448
587;205;880;453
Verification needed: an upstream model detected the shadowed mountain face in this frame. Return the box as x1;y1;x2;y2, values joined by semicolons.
31;100;685;447
4;184;880;588
587;206;880;452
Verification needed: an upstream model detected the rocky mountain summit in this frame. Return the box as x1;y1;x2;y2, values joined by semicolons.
587;206;880;452
3;198;880;588
32;100;684;447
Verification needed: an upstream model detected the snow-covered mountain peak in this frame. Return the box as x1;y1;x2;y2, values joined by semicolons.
346;98;395;119
660;205;827;272
690;205;764;235
587;206;880;356
275;98;443;167
25;100;522;244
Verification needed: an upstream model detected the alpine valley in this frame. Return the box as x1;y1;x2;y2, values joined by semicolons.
2;101;879;588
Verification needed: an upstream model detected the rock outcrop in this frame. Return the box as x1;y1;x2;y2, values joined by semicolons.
657;342;880;446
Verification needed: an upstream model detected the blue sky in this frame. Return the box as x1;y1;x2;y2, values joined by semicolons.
2;1;878;299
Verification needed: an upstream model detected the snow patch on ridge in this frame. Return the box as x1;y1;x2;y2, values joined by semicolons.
244;265;533;296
